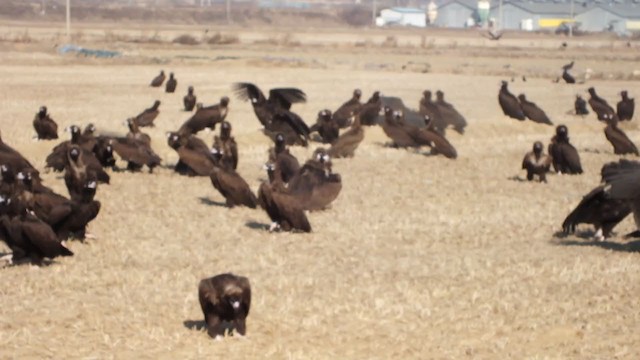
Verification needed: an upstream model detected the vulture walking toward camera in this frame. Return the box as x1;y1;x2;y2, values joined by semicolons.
233;82;309;146
498;81;525;120
150;70;165;87
548;125;582;174
184;86;197;111
518;94;553;125
522;141;551;182
332;89;362;128
198;273;251;339
33;106;58;140
617;91;634;121
419;90;445;135
179;97;230;136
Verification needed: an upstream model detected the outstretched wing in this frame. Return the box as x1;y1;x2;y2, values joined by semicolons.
269;88;307;110
232;82;266;103
602;159;640;200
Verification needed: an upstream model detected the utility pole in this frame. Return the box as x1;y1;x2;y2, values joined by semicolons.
226;0;231;25
372;0;377;27
66;0;70;39
498;0;503;30
569;0;574;37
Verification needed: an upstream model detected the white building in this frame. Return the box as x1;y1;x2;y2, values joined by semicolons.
376;7;427;27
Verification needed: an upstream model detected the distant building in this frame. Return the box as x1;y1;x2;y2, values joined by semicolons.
576;4;640;33
433;0;480;28
376;7;427;27
489;2;577;31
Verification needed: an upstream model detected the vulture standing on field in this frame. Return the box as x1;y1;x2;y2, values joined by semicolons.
134;100;161;128
288;148;342;211
184;86;197;111
0;131;39;175
575;95;589;116
420;116;457;159
434;90;467;134
498;81;526;120
211;121;238;171
45;125;109;183
268;133;300;184
111;122;161;173
0;207;74;265
521;141;551;182
358;91;382;126
198;273;251;340
332;89;362;128
233;82;310;146
518;94;553;125
166;131;215;176
588;87;617;121
548;125;583;174
309;109;340;144
562;183;631;241
328;113;364;158
600;159;640;238
380;107;432;148
617;91;634;121
33;106;58;140
258;163;311;232
178;98;229;136
150;70;165;87
209;149;256;208
603;114;638;156
419;90;445;135
165;72;177;93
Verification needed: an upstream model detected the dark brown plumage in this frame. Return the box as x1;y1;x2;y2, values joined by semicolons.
233;82;309;146
358;91;382;126
0;130;39;176
575;95;589;116
419;90;445;135
63;145;96;202
258;163;311;232
597;159;640;237
327;114;364;158
166;132;215;176
548;125;583;174
111;134;161;173
289;148;342;211
309;109;340;144
211;121;238;171
603;114;638;155
33;106;58;140
562;69;575;84
165;72;177;93
588;87;617;121
198;273;251;340
617;90;634;121
209;160;257;208
150;70;165;87
518;94;553;125
381;107;431;148
178;97;229;136
562;183;631;241
434;90;467;134
332;89;362;128
522;141;551;182
420;116;457;159
0;208;73;265
45;125;110;183
268;133;300;184
183;86;197;111
498;81;525;121
134;100;161;128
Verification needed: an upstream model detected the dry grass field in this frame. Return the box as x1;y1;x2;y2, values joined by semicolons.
1;24;640;359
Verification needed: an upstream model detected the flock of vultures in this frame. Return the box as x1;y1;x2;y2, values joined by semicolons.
0;60;638;339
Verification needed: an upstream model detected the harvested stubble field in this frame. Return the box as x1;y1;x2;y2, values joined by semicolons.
1;24;640;359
